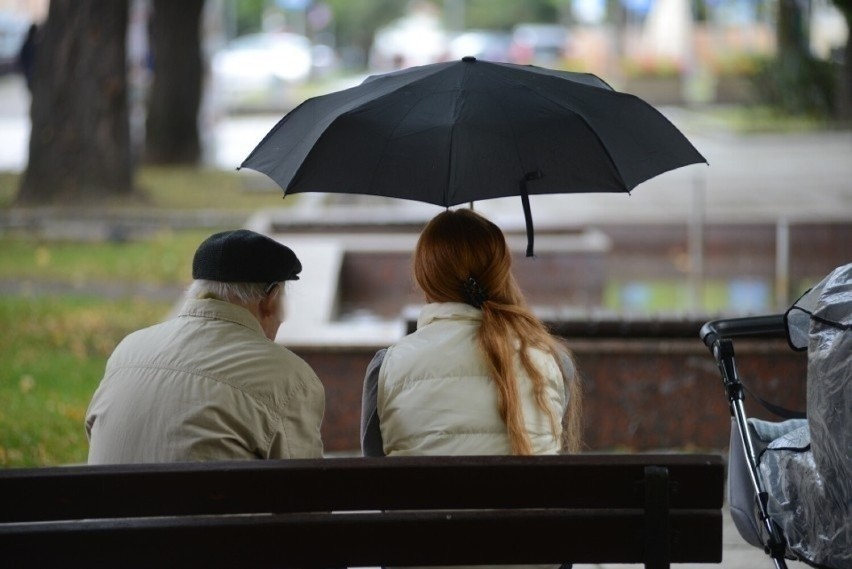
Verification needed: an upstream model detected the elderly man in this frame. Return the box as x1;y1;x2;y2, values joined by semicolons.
85;229;325;463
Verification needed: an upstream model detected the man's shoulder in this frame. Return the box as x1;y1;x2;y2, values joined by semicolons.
234;344;323;410
110;319;173;352
265;343;315;373
236;340;320;387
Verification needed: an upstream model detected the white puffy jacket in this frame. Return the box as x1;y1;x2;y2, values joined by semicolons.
378;302;569;456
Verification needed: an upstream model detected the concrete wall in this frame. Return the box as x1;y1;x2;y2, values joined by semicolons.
332;222;852;318
338;249;608;319
295;336;807;454
271;219;840;454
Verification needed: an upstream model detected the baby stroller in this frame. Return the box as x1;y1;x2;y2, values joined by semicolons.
700;263;851;569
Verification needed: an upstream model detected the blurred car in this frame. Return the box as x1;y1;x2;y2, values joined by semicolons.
509;23;571;66
310;42;339;79
448;29;513;62
210;32;313;112
368;10;448;71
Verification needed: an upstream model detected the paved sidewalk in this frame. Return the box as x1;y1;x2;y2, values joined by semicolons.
574;503;808;568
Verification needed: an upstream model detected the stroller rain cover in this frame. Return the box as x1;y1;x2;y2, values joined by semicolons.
759;262;852;569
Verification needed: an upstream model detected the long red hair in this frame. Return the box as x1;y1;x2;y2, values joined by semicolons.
413;208;582;454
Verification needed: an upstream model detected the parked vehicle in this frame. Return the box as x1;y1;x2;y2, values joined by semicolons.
210;32;313;112
448;29;513;62
368;10;448;71
509;23;571;66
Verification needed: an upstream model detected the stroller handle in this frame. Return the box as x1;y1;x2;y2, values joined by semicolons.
700;314;786;350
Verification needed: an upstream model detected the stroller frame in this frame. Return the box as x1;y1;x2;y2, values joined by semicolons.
701;314;791;569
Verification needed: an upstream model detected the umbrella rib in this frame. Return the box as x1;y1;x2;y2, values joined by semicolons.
483;66;635;189
358;63;474;205
445;67;468;207
360;96;444;203
479;82;553;195
472;63;633;192
514;78;705;189
531;87;632;190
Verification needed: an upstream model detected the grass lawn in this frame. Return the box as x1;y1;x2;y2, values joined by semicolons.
697;104;836;134
0;227;217;468
0;229;208;285
0;296;172;467
0;165;300;467
0;166;291;210
0;223;204;467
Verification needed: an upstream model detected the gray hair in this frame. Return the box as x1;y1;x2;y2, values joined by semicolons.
186;280;282;304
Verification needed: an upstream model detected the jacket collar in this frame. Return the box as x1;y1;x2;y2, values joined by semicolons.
179;298;265;337
417;302;482;330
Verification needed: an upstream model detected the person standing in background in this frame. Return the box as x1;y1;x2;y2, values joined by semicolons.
17;23;39;92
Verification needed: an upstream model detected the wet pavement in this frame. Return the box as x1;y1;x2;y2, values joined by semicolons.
345;502;809;568
574;503;810;568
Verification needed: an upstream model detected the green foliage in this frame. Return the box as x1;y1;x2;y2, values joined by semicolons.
3;166;298;212
0;172;17;207
710;53;762;77
0;230;208;286
464;0;561;30
319;0;565;56
699;105;831;133
750;54;839;118
603;279;764;314
322;0;405;51
233;0;268;35
832;0;852;20
0;296;171;467
622;57;683;78
135;166;282;209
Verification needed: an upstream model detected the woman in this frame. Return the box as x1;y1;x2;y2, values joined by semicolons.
361;208;582;457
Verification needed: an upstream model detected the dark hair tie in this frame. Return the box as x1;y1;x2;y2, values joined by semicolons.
463;277;488;309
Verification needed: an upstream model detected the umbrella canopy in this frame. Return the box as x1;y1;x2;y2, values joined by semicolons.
240;56;707;255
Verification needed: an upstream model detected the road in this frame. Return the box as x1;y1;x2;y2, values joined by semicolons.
2;73;850;228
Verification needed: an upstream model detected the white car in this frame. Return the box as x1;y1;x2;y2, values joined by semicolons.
210;32;313;112
448;30;513;62
509;23;571;66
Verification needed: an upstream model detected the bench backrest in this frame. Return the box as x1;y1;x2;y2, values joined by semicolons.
0;453;724;568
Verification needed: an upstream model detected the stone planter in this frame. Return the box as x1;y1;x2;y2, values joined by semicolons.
622;75;685;105
714;75;757;104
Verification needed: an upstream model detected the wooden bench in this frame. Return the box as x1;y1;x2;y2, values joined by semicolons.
0;453;723;568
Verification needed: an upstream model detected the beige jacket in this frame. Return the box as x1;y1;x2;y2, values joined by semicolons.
85;298;325;463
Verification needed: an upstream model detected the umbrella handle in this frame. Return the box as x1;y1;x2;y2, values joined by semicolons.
521;171;542;258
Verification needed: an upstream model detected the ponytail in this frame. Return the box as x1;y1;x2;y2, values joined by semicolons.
414;209;583;454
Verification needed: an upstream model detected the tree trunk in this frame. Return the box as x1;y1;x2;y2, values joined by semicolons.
839;6;852;121
144;0;205;165
776;0;808;61
17;0;133;205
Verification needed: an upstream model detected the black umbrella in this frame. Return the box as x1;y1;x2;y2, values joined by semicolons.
240;56;707;256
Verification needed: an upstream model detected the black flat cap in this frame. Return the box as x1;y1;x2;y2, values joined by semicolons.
192;229;301;282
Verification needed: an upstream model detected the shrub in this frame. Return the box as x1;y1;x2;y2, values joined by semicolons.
750;54;838;118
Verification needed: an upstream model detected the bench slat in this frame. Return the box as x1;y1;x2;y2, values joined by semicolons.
0;454;724;523
1;508;722;568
